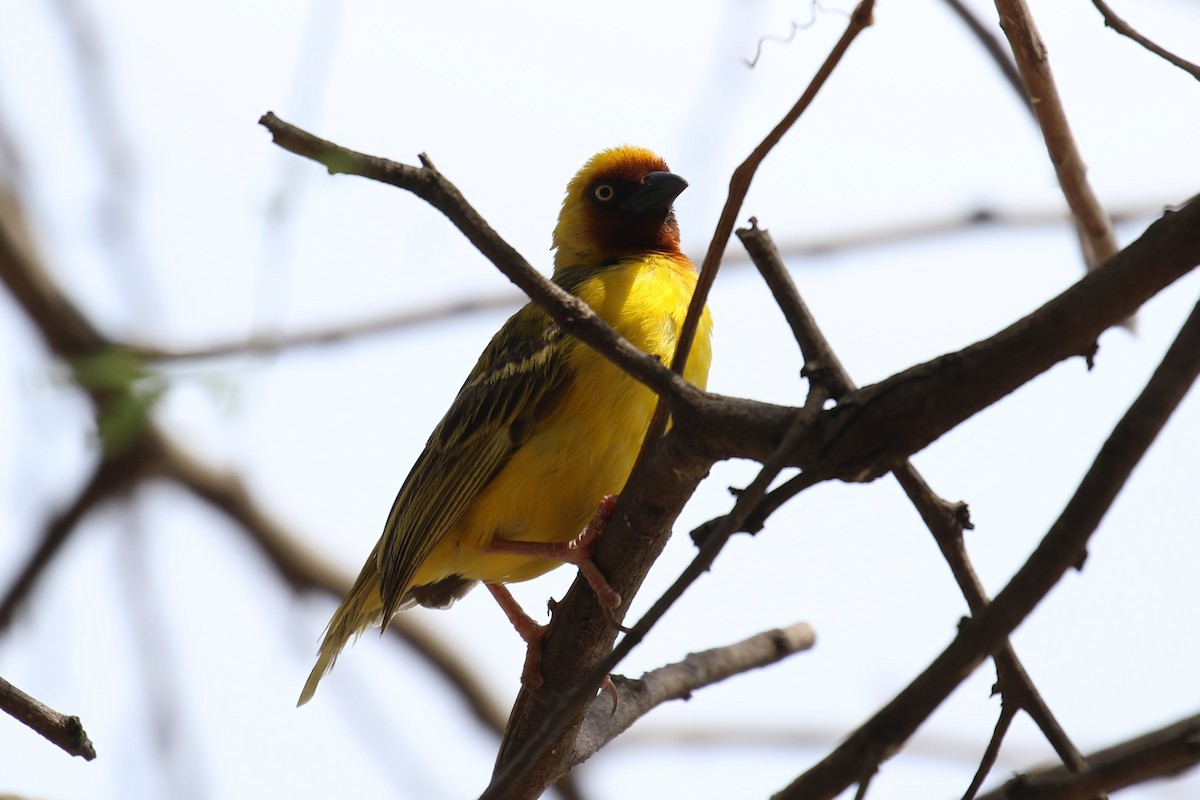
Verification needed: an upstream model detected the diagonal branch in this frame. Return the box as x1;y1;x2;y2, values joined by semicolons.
258;112;684;404
0;674;96;760
975;711;1200;799
738;222;1098;791
486;401;829;799
636;0;877;466
152;435;509;736
940;0;1032;112
0;186;107;355
994;0;1118;271
1091;0;1200;81
572;622;816;764
125;201;1166;366
0;443;152;632
963;701;1018;800
688;194;1200;479
773;296;1200;799
129;291;522;363
482;7;878;796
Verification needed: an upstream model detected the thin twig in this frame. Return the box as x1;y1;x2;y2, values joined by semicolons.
940;0;1033;112
962;701;1018;800
717;196;1200;482
482;6;878;796
126;201;1166;366
129;291;522;363
1091;0;1200;81
153;436;509;736
773;297;1200;799
635;0;877;469
0;674;96;760
258;113;685;404
485;402;829;798
993;0;1119;271
0;446;150;631
738;222;1098;789
975;711;1200;799
572;622;816;763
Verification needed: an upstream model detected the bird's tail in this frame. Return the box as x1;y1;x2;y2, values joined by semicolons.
297;552;386;706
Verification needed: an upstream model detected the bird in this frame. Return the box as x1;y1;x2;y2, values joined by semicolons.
298;145;713;706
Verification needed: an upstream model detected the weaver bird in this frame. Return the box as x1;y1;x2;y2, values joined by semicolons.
298;146;713;705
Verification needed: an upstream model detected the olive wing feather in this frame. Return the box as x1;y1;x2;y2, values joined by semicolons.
376;304;572;621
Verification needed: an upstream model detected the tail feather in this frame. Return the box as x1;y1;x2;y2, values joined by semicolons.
297;555;387;706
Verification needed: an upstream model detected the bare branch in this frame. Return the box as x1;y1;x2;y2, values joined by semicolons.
482;8;878;795
993;0;1119;270
0;446;150;632
773;297;1200;799
129;292;522;363
637;0;878;465
4;175;514;741
572;623;816;764
1091;0;1200;81
963;701;1018;800
976;712;1200;799
737;222;1098;789
0;674;96;760
124;201;1166;365
258;112;684;404
692;195;1200;479
0;186;108;356
153;436;509;736
735;219;850;396
940;0;1032;113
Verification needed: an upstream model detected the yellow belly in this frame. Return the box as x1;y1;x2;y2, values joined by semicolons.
411;252;712;587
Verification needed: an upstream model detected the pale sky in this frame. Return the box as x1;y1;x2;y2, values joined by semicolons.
2;1;1199;798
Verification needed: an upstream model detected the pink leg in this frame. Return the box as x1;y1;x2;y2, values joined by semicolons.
486;583;622;709
485;582;549;689
484;495;622;609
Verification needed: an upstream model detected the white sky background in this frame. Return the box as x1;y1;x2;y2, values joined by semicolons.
1;0;1199;798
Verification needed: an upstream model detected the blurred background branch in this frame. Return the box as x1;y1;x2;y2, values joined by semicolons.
2;1;1199;799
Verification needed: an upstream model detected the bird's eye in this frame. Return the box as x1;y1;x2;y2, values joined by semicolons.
593;183;615;203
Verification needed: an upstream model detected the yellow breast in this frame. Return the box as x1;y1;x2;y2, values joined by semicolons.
412;252;712;586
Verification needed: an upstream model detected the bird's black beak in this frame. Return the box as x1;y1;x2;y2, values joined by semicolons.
621;171;688;215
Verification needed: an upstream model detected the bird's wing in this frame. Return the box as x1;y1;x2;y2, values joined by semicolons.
376;303;573;621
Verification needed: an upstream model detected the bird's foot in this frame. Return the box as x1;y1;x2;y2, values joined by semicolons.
486;582;549;689
562;494;623;612
483;494;625;619
600;675;619;716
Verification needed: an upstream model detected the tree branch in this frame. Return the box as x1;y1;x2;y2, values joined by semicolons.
572;622;816;764
737;222;1098;790
125;201;1166;366
0;674;96;760
482;426;724;799
1;179;514;747
963;701;1018;800
636;0;877;465
0;444;151;632
773;296;1200;799
476;186;1199;800
993;0;1118;270
975;711;1200;799
690;194;1200;478
940;0;1032;113
128;291;522;363
153;435;509;736
257;112;685;404
1091;0;1200;81
0;187;108;357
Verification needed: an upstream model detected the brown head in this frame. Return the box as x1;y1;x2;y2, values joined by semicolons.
552;146;687;272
